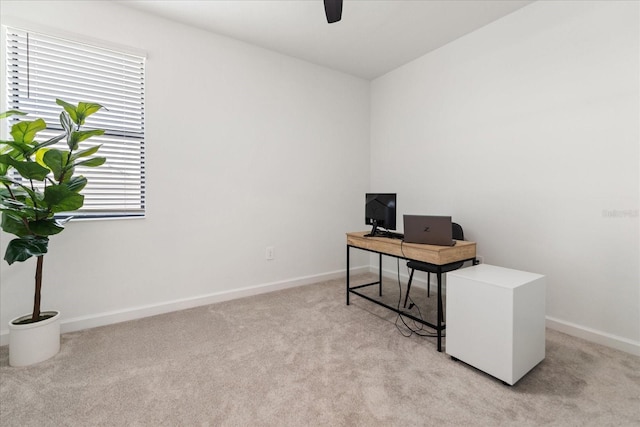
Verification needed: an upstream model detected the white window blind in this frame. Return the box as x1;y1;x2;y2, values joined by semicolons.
4;27;146;218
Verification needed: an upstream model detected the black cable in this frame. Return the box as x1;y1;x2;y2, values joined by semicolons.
394;258;412;337
395;240;444;338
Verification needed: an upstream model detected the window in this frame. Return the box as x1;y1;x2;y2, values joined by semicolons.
4;27;146;218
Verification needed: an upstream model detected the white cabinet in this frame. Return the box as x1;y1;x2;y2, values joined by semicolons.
446;264;545;385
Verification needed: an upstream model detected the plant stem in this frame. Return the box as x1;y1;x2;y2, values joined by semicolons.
32;255;43;321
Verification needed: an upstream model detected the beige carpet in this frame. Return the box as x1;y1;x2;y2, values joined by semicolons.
1;274;639;426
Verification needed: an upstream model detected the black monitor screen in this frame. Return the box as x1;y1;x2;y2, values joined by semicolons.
365;193;396;235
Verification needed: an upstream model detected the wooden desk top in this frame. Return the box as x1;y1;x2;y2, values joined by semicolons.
346;231;476;265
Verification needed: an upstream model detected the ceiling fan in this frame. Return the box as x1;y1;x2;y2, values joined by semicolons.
324;0;343;23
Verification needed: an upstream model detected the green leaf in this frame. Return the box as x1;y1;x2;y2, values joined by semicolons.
0;147;7;175
0;187;47;221
71;144;102;160
0;154;51;181
75;157;106;168
25;134;65;158
0;212;30;237
0;199;33;216
4;235;49;265
44;184;84;213
68;129;104;151
0;177;37;203
42;149;68;182
15;161;50;180
0;154;11;177
0;175;41;201
28;218;65;236
0;110;27;119
0;146;8;175
76;102;105;125
56;99;104;126
66;176;87;192
0;139;31;157
0;198;26;211
60;110;75;138
56;99;78;124
35;147;50;168
10;118;46;144
70;144;101;162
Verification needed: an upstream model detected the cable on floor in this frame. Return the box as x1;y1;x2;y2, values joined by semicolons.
393;256;442;338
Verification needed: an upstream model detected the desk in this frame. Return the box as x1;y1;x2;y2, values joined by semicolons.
346;231;477;352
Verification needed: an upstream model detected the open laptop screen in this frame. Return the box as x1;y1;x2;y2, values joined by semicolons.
403;215;454;246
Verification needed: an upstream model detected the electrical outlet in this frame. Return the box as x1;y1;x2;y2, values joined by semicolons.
266;246;275;260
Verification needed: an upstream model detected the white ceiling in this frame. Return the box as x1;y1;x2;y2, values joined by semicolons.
118;0;534;80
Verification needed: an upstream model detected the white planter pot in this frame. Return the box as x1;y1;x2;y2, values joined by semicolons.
9;311;61;367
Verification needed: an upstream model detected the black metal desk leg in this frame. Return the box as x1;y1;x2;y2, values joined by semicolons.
346;245;350;306
437;270;443;352
378;253;383;296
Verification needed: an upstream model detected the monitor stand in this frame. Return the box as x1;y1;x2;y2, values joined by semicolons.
365;223;380;237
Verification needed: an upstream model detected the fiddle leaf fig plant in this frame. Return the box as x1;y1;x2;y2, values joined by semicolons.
0;99;106;323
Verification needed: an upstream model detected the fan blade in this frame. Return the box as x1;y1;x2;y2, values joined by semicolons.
324;0;343;23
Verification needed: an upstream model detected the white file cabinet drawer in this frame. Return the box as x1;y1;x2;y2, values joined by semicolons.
446;264;545;385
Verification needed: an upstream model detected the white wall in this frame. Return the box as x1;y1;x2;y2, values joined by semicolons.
0;1;370;342
371;1;639;353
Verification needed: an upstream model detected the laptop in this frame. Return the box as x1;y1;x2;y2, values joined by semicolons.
403;215;455;246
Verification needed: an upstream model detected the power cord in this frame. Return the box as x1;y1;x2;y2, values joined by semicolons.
394;242;443;338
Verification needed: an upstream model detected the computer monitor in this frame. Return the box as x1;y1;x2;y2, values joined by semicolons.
365;193;397;236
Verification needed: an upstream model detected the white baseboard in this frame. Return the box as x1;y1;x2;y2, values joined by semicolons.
3;266;637;357
380;265;640;356
0;267;369;347
546;316;640;356
377;265;640;356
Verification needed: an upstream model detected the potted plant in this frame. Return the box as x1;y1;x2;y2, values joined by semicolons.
0;99;106;366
